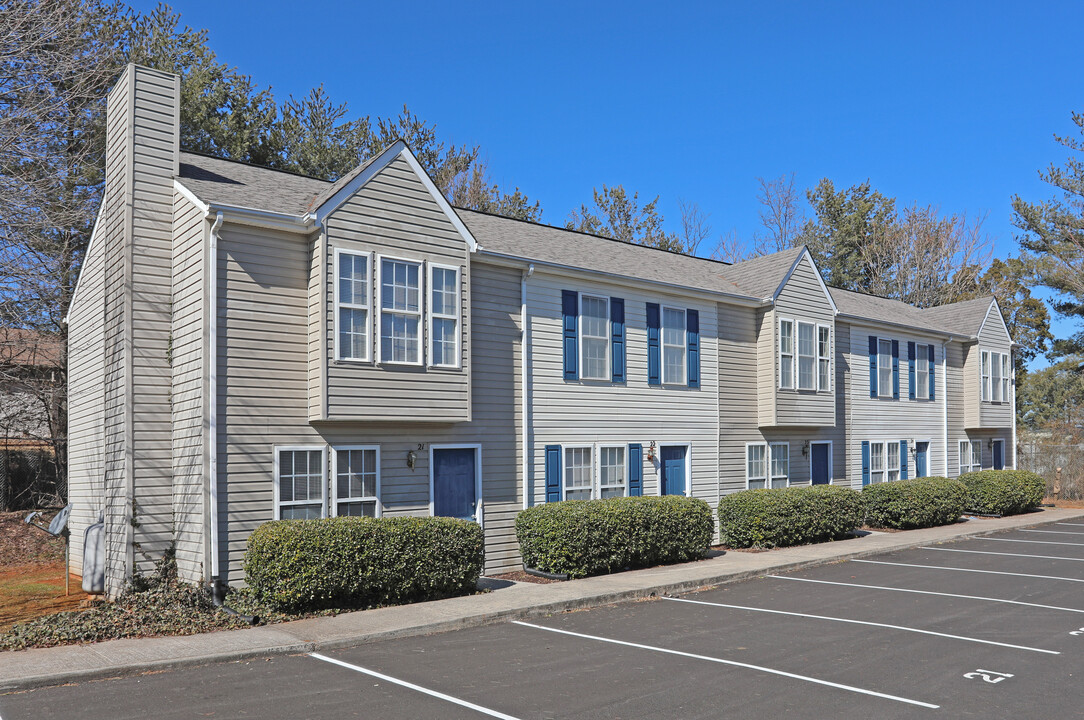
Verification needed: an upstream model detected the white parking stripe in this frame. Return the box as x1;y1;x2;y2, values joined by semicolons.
980;537;1084;547
769;574;1083;617
1022;529;1084;536
920;546;1084;562
512;620;939;709
310;653;523;720
1057;523;1084;527
853;558;1084;583
670;594;1060;654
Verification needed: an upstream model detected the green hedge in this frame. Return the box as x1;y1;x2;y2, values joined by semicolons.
243;516;484;612
863;476;967;529
958;469;1046;516
515;496;714;578
717;485;864;549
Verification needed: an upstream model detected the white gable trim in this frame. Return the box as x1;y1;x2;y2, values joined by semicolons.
174;178;209;214
979;298;1013;344
314;141;479;253
773;248;838;313
62;198;106;324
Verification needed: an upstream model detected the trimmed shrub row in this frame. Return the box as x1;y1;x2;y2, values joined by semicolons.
863;476;967;530
515;495;714;578
717;485;864;549
959;469;1045;516
243;516;484;612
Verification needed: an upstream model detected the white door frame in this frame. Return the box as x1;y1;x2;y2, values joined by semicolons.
656;442;692;497
992;437;1007;470
808;441;833;484
429;444;483;527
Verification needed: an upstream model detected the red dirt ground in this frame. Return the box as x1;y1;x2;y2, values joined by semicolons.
0;510;88;630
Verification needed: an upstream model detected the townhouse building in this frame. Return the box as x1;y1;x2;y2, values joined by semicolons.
66;66;1016;597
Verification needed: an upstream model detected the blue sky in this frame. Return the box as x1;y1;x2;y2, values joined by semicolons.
132;0;1082;358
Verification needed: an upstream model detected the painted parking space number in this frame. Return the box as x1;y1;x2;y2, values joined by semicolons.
1070;628;1084;636
964;669;1013;684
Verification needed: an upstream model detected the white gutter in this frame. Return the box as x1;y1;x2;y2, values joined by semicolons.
207;211;223;582
942;340;949;476
1011;350;1018;469
521;264;534;510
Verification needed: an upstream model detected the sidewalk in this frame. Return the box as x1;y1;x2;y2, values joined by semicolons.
4;507;1083;693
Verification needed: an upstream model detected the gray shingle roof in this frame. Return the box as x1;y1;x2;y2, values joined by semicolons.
833;287;995;337
715;246;806;298
921;296;996;336
178;152;328;215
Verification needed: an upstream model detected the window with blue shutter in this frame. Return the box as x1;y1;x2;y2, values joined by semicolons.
628;443;643;496
868;336;878;398
928;344;936;400
861;441;871;486
647;303;661;386
562;291;578;381
907;342;916;400
686;309;700;388
544;445;562;503
610;297;625;383
900;440;908;480
891;340;900;399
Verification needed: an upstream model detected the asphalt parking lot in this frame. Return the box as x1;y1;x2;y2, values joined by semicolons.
5;520;1084;719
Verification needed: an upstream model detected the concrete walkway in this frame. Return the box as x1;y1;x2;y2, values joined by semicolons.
3;507;1083;693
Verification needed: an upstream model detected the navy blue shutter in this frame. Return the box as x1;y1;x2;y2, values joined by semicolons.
928;344;936;400
900;440;909;480
686;309;700;388
868;336;878;398
891;340;900;400
628;443;643;496
544;445;562;503
647;303;661;386
562;291;578;381
610;297;625;383
907;342;916;400
861;441;871;486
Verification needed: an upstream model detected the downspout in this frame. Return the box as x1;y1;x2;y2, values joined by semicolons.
942;340;949;476
207;212;223;590
1011;348;1018;469
521;264;534;510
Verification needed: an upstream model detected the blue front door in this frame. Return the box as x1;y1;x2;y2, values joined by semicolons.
993;441;1004;470
660;446;686;496
433;448;477;521
916;442;929;478
811;444;830;485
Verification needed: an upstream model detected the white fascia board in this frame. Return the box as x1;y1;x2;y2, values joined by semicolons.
773;248;838;314
478;249;768;308
314;141;480;253
63;197;107;324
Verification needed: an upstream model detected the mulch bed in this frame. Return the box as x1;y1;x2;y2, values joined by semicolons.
488;570;560;584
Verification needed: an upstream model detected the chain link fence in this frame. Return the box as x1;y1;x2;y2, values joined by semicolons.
1018;440;1084;500
0;447;62;511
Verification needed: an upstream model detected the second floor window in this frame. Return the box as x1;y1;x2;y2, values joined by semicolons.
878;339;893;397
817;325;831;391
336;251;370;361
779;319;794;389
797;321;815;390
662;307;687;385
430;265;460;368
981;350;991;400
916;344;930;398
1001;353;1011;400
380;258;422;364
580;295;610;380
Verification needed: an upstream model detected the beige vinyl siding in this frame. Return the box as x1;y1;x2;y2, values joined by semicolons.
170;190;205;583
755;308;775;425
321;156;470;422
216;220;521;580
771;255;835;426
526;271;720;512
66;216;107;577
844;321;947;486
976;309;1014;430
719;303;845;492
307;231;324;420
946;341;966;476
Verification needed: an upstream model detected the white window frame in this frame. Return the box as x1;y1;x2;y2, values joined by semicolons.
916;343;930;399
598;444;628;499
779;317;795;390
808;440;833;484
428;263;461;369
661;305;687;386
980;350;991;401
377;254;424;366
769;442;790;488
887;441;900;483
272;445;327;520
877;338;893;398
561;445;595;500
991;350;1003;403
971;440;983;472
745;442;768;489
959;441;970;476
797;321;816;391
331;445;381;517
816;324;832;392
1001;353;1011;402
428;444;484;527
579;293;610;381
333;248;373;363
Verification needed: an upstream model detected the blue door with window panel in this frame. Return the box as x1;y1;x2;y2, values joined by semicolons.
992;441;1004;470
660;446;687;496
811;444;830;485
915;442;929;478
433;448;477;522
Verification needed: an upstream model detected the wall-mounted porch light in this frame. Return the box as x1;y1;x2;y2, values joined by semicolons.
647;441;656;462
407;449;417;469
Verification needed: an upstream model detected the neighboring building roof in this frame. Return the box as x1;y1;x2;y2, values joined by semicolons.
833;287;997;338
457;210;757;300
178;152;328;216
0;328;62;368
